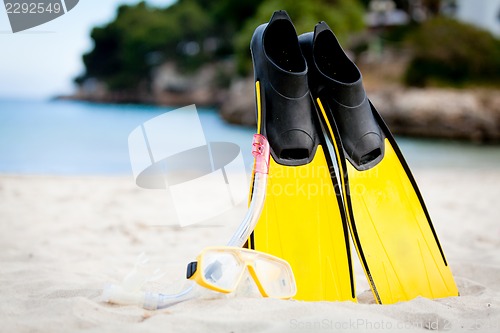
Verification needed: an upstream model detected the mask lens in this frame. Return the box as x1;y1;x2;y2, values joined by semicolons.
201;250;244;292
253;257;296;298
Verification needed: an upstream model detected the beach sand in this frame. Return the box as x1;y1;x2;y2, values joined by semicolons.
1;169;500;332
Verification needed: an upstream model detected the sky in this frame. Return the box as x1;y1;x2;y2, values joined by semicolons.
0;0;175;99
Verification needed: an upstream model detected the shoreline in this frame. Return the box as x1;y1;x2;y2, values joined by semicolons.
58;84;500;144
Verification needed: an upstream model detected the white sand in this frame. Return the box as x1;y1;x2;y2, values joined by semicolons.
1;169;500;332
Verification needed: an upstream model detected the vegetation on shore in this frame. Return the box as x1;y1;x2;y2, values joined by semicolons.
75;0;365;93
76;0;500;95
404;17;500;87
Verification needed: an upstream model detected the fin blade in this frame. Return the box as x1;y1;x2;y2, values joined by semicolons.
347;140;458;303
253;146;356;301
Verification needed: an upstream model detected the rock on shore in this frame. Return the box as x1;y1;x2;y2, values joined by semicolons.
370;88;500;142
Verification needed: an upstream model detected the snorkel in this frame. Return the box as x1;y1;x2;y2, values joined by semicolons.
226;134;270;248
103;134;271;309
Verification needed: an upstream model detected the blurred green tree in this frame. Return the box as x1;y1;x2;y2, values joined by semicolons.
77;0;364;92
404;17;500;87
79;1;216;90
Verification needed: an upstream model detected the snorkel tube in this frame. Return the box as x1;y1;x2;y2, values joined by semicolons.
103;134;270;309
227;134;270;247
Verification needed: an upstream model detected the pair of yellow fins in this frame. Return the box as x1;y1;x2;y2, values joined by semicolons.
247;10;458;304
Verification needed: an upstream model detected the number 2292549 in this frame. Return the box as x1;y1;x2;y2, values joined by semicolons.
5;2;62;14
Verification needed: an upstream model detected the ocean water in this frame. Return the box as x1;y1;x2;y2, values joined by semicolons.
0;99;255;175
0;99;499;175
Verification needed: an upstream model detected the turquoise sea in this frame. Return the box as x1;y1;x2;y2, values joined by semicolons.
1;99;499;175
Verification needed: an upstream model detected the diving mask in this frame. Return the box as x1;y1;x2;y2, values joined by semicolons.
186;246;296;299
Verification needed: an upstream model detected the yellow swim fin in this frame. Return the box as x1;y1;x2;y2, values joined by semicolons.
299;21;459;304
248;11;356;302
